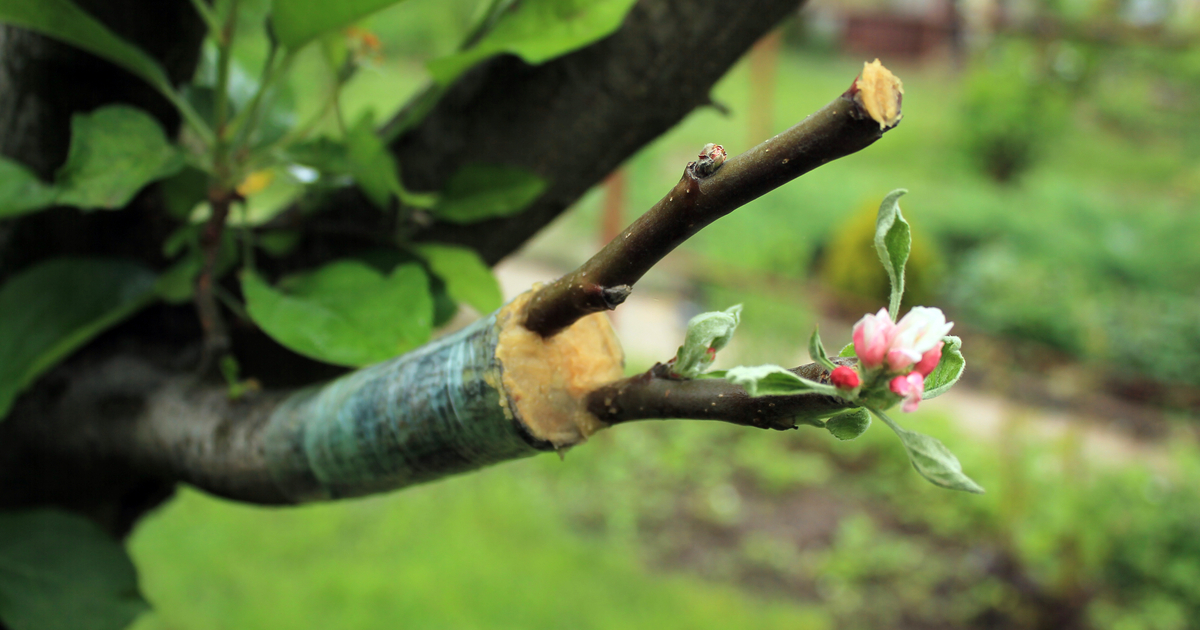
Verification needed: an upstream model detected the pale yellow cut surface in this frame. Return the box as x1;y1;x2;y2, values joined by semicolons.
855;59;904;129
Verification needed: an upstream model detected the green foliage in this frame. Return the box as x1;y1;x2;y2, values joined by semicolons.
0;0;176;104
871;408;984;494
241;261;432;367
0;259;156;420
55;106;185;210
818;197;941;316
0;510;148;630
427;0;640;85
413;243;503;315
922;335;963;399
0;158;56;219
825;408;870;441
808;327;835;371
960;39;1070;183
271;0;414;50
672;304;741;378
725;364;838;398
873;189;909;320
431;164;547;224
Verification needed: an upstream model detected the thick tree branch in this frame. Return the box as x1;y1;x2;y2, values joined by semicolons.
385;0;811;264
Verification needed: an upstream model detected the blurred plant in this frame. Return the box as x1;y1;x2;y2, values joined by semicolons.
960;39;1071;183
818;197;943;313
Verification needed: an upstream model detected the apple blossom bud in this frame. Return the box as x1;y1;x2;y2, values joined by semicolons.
852;308;895;369
913;341;944;377
886;307;954;372
830;366;860;389
889;372;925;412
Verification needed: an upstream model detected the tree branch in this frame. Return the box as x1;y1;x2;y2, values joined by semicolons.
587;361;855;429
522;69;902;336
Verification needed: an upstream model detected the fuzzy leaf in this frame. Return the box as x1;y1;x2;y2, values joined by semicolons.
427;0;639;85
0;0;175;98
672;305;741;378
242;261;432;367
431;164;546;224
54;106;184;210
838;342;856;358
874;188;910;321
725;364;838;397
0;259;157;421
872;408;984;493
923;335;964;399
808;326;836;370
272;0;414;50
413;243;502;316
0;510;148;630
0;157;57;219
826;408;871;441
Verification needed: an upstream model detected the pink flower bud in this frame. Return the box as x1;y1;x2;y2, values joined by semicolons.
852;308;895;369
889;372;925;413
913;341;944;377
830;366;861;390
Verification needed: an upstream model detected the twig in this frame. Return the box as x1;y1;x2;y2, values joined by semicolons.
587;360;856;429
194;190;234;372
522;62;904;337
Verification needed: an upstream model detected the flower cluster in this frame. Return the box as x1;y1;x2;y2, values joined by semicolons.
843;307;953;412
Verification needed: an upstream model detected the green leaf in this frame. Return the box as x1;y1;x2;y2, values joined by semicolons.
242;261;433;367
345;112;403;209
923;335;964;400
0;259;157;421
54;106;184;210
428;0;639;85
0;0;175;100
825;408;871;441
873;188;910;321
157;166;209;220
0;157;57;219
808;326;836;370
272;0;413;50
672;305;741;379
431;164;546;224
413;244;502;316
725;364;839;398
837;342;856;358
0;510;148;630
871;408;984;493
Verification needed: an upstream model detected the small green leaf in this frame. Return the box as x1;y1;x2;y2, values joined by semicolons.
54;106;184;210
428;0;639;85
0;259;157;421
672;305;741;379
242;261;433;367
157;166;209;220
871;408;984;493
838;342;856;358
431;164;546;224
413;243;502;316
826;408;871;441
153;256;202;304
923;335;964;399
345;112;403;210
0;510;148;630
0;0;175;101
808;326;836;370
0;157;57;219
272;0;414;50
725;364;839;397
874;188;910;321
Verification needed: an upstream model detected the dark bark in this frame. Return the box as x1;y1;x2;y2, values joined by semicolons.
0;0;810;535
390;0;808;264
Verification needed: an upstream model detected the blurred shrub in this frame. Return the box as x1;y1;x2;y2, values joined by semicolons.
960;40;1071;183
818;198;943;313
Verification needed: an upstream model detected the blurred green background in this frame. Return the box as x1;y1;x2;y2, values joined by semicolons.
129;0;1200;628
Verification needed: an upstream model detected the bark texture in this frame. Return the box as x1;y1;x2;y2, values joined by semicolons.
0;0;808;536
